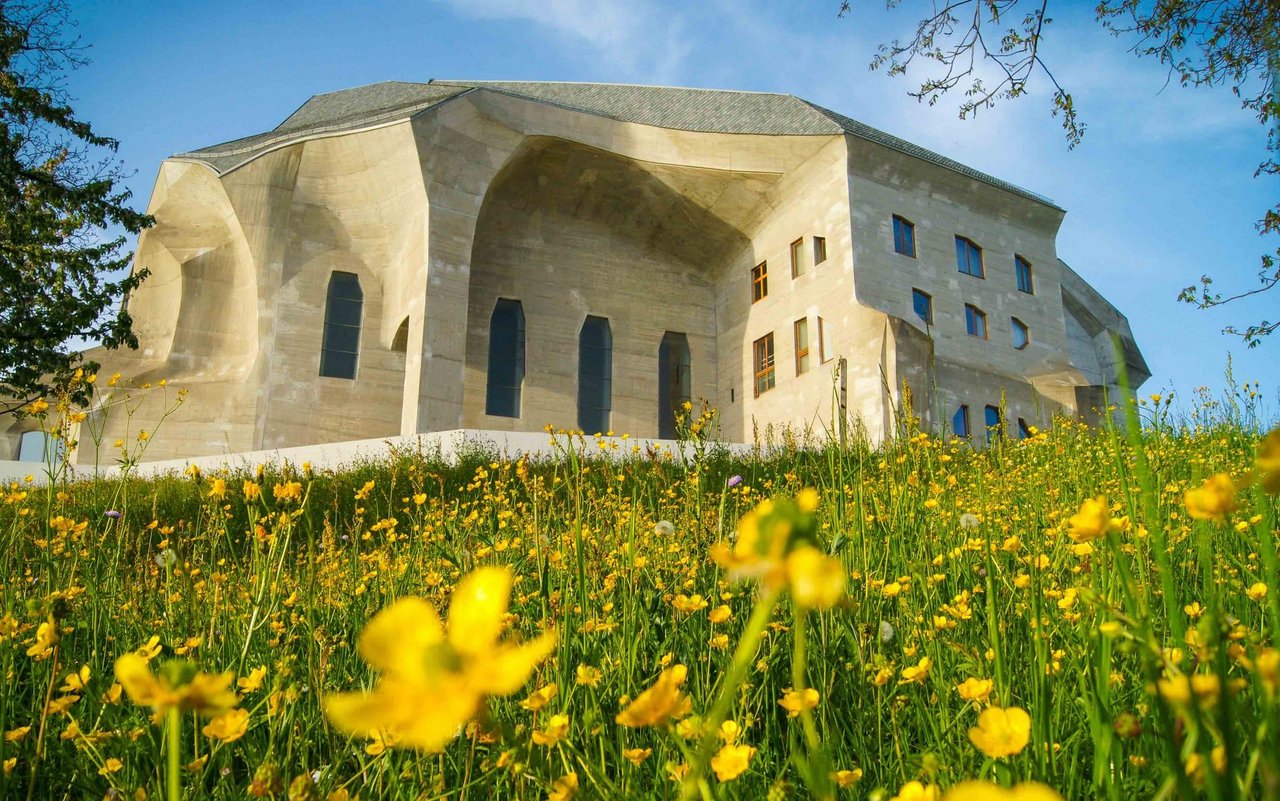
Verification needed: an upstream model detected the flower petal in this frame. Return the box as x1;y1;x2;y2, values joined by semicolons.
471;630;557;696
447;567;512;655
357;598;444;679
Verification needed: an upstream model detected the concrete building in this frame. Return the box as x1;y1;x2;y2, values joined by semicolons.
5;80;1149;462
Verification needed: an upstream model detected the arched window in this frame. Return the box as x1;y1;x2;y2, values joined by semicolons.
658;332;691;439
320;272;363;379
486;299;525;418
578;316;612;434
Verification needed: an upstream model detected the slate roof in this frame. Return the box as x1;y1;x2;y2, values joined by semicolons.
173;79;1056;206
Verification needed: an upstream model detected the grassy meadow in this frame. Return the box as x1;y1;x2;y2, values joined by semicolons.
2;384;1279;800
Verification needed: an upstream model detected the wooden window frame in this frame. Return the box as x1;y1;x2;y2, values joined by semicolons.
955;236;985;278
911;288;933;325
1011;317;1030;350
892;215;916;258
794;318;810;375
751;262;768;303
1015;255;1034;294
790;238;805;279
965;304;988;339
813;236;827;265
753;333;776;397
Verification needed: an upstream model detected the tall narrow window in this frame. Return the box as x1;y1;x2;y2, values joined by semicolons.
753;333;776;397
1015;256;1034;294
794;318;810;375
813;236;827;265
892;215;916;257
1011;317;1030;350
965;304;988;339
751;262;768;302
320;271;362;379
578;316;612;433
790;238;805;278
984;405;1003;442
485;298;525;418
952;405;970;438
912;289;933;325
818;316;830;363
658;332;692;439
955;236;984;278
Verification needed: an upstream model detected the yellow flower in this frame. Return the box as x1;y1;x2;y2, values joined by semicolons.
4;726;30;743
208;478;227;499
711;492;826;597
831;768;864;787
622;747;652;766
575;665;601;687
548;772;579;801
968;706;1031;758
273;481;303;502
672;594;709;614
708;605;732;624
202;708;250;742
881;582;903;597
616;664;691;728
58;665;91;694
710;743;755;781
1185;473;1239;522
243;481;261;501
1245;582;1268;602
955;677;993;703
324;566;556;753
238;666;268;693
98;757;124;776
114;654;238;717
891;781;941;801
942;781;1063;800
135;636;163;661
521;683;558;711
26;620;58;659
531;713;569;747
899;656;932;685
1256;427;1280;494
786;546;846;609
778;687;820;718
1067;497;1116;543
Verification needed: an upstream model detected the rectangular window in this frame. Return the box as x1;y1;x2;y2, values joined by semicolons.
818;316;830;363
955;236;984;278
984;405;1003;442
953;405;970;438
1011;317;1030;350
965;304;987;339
794;318;810;375
790;238;805;278
1015;255;1034;294
320;271;363;379
813;236;827;265
892;215;916;258
753;333;776;397
751;262;768;303
911;288;933;325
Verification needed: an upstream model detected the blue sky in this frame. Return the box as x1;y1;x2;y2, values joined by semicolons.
63;0;1278;416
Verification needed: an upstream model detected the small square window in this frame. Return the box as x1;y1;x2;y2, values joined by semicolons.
1015;256;1034;294
1011;317;1030;350
965;304;987;339
955;236;985;278
753;333;776;397
794;318;810;375
912;289;933;325
790;238;805;278
893;215;916;258
813;236;827;265
751;262;768;303
952;405;970;438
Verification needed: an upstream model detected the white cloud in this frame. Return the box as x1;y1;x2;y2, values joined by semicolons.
437;0;693;84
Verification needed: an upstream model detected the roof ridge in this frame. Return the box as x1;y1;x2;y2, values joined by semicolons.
430;79;794;98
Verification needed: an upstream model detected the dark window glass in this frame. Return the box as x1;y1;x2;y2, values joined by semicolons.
1011;317;1030;350
319;271;362;379
658;332;692;438
486;299;525;418
956;236;985;278
1015;256;1034;294
984;405;1003;442
953;405;970;438
893;215;916;257
813;236;827;264
965;305;987;339
912;289;933;324
578;316;612;433
1017;418;1032;439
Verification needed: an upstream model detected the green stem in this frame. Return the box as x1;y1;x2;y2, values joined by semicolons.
167;707;181;801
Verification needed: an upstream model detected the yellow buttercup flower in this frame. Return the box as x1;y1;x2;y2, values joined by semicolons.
575;665;601;687
1184;473;1238;522
831;768;864;787
710;742;755;781
899;656;933;685
1245;582;1268;602
616;664;691;728
548;772;578;801
786;546;846;609
1068;497;1116;543
778;687;819;718
1256;427;1280;494
891;780;941;801
202;708;250;742
622;747;652;766
521;683;558;711
968;706;1031;758
955;677;993;703
531;713;569;747
114;654;238;717
942;781;1063;800
323;566;556;752
712;491;835;603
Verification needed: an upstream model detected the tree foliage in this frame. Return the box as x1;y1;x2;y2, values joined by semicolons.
841;0;1280;345
0;0;151;415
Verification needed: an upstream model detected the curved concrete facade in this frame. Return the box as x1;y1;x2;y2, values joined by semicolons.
34;80;1146;464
